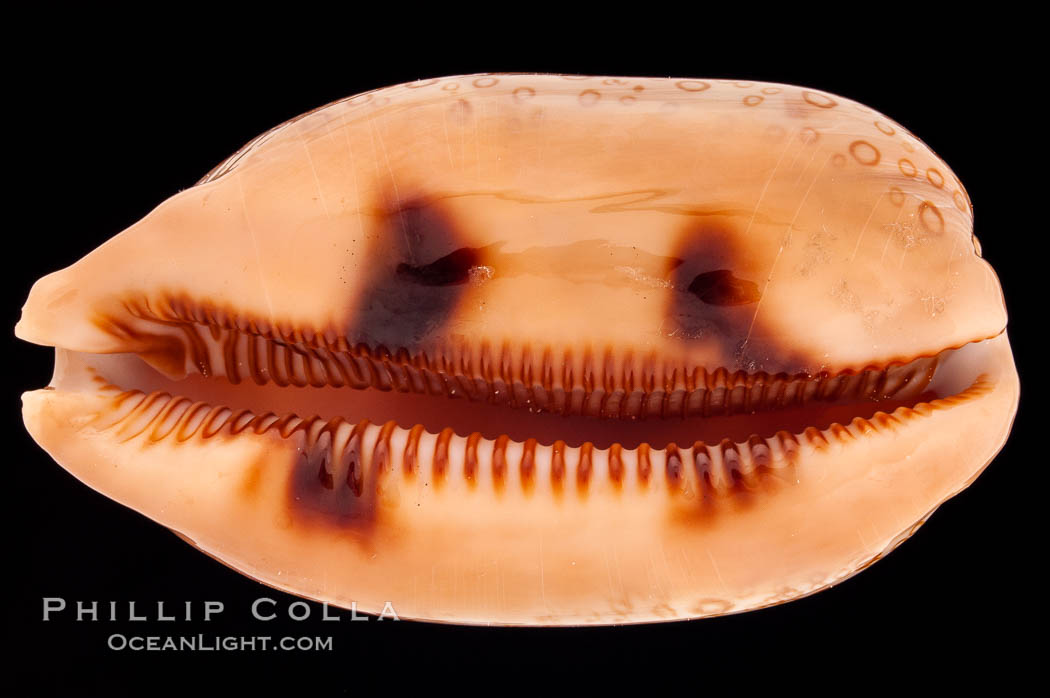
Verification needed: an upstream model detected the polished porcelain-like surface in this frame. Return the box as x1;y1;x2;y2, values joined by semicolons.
17;74;1018;625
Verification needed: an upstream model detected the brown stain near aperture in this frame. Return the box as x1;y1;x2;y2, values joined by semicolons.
665;433;801;530
347;192;486;349
238;452;266;499
668;221;810;374
688;270;760;306
397;246;485;286
283;418;389;549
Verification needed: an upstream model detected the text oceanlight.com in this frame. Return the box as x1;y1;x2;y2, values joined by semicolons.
107;634;334;652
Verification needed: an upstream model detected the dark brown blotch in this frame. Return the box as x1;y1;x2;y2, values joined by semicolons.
347;193;484;347
397;246;484;286
687;270;760;306
285;420;383;547
669;221;811;374
668;223;760;363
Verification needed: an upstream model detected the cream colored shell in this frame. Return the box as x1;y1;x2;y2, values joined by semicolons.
17;75;1018;625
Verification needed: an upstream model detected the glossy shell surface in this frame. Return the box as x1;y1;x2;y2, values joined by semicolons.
17;74;1018;625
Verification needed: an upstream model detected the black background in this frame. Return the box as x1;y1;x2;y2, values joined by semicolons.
7;17;1036;693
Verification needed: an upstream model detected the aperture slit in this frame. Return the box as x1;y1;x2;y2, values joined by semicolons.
82;373;996;505
111;300;957;428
